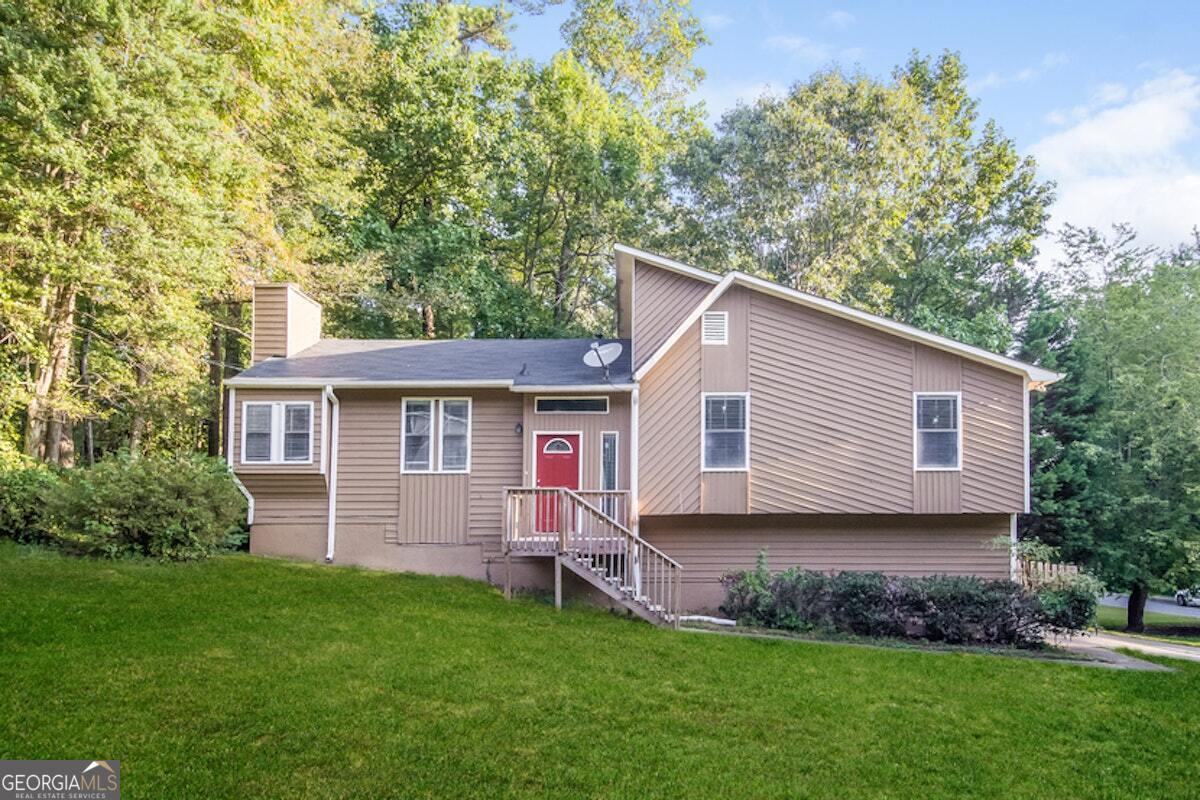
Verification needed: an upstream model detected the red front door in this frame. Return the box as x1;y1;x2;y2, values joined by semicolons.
535;433;580;532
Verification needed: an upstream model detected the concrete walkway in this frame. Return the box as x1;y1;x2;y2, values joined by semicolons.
1099;593;1200;619
1056;630;1199;668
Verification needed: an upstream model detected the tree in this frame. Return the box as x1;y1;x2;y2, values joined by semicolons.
655;51;1053;352
1023;225;1200;631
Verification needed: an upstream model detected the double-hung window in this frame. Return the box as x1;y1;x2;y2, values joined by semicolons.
702;393;749;471
914;393;961;470
242;401;313;464
403;398;472;473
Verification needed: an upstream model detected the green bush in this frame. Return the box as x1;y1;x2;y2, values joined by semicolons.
721;554;1086;648
0;463;60;544
1037;573;1102;634
46;454;247;560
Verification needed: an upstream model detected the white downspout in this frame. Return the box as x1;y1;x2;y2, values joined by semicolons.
629;384;640;539
324;385;340;563
226;387;254;525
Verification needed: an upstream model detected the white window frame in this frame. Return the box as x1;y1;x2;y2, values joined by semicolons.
533;396;610;414
913;391;963;472
701;311;729;345
700;392;750;472
438;397;473;473
600;431;619;491
240;400;314;465
402;397;472;474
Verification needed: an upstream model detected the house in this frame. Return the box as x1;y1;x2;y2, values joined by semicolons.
226;245;1061;624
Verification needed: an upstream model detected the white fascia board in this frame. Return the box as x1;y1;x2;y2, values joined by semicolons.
613;243;722;285
225;378;516;389
634;273;737;381
509;384;636;393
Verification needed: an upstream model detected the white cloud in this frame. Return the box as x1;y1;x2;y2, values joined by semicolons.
1090;82;1128;105
764;35;862;65
1031;70;1200;265
825;10;855;29
703;13;733;31
695;80;786;121
765;35;833;63
969;52;1068;93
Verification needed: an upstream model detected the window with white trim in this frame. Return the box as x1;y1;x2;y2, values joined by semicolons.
439;399;471;472
403;398;472;473
702;393;748;470
600;431;619;517
242;401;312;464
914;393;961;470
701;311;728;345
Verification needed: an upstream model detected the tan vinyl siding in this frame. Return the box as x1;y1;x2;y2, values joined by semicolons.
748;292;913;513
468;391;524;557
394;474;469;543
335;389;401;523
639;325;701;514
701;472;747;513
913;344;962;513
232;389;323;474
240;474;328;525
522;394;631;491
962;362;1026;512
642;514;1013;611
632;259;712;369
251;286;289;364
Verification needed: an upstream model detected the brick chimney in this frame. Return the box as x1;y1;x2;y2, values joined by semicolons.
250;284;322;365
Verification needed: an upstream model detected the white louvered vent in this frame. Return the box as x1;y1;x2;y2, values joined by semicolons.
701;311;728;345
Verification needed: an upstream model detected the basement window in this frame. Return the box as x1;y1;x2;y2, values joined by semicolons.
242;401;312;464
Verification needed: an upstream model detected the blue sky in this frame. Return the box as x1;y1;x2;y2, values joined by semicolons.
507;1;1200;265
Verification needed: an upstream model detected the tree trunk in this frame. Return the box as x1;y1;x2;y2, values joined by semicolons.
1126;582;1148;633
206;322;223;457
423;304;435;338
24;282;77;465
79;325;94;466
221;304;244;460
128;363;149;458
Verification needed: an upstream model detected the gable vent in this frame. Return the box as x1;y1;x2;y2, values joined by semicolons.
701;311;728;345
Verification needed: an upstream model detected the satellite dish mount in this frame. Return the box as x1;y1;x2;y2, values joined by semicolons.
583;341;623;383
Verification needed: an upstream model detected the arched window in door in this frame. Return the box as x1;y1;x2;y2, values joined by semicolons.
542;438;574;454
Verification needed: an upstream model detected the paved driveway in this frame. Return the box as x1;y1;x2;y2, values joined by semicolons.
1099;593;1200;619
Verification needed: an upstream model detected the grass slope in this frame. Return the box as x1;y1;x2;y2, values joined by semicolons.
1;542;1196;799
1095;604;1200;644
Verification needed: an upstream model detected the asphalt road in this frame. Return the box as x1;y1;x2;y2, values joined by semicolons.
1099;594;1200;619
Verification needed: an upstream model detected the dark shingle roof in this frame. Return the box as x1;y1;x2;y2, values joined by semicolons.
229;338;633;387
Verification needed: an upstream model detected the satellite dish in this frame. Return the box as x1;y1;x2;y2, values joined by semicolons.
583;341;623;368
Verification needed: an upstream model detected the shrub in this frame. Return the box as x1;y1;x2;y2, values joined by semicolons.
45;454;247;560
1037;572;1103;634
0;463;60;544
721;554;1091;648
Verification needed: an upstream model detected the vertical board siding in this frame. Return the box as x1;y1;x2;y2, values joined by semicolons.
632;259;713;369
700;288;750;392
701;472;747;514
336;390;401;523
747;293;913;513
912;344;962;513
469;391;524;556
962;362;1026;512
642;514;1013;611
396;474;469;543
232;389;323;475
639;326;702;514
522;394;631;491
251;286;289;364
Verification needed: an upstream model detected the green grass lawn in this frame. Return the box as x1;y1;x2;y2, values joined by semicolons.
1;542;1196;799
1095;604;1200;644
